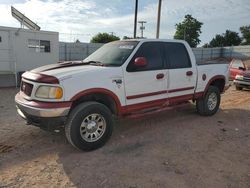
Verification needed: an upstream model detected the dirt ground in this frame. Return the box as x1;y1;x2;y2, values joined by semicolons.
0;87;249;188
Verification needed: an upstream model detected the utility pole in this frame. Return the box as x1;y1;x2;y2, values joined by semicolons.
138;21;146;38
156;0;162;39
133;0;138;38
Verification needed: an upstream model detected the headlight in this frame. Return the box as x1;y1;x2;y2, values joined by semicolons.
235;75;243;80
35;86;63;99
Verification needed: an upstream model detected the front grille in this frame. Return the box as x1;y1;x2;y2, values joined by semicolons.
21;81;33;96
243;77;250;82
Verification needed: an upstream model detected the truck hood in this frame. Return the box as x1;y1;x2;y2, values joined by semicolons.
22;61;121;84
30;61;113;80
31;61;86;72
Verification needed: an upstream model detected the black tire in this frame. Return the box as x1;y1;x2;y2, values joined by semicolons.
196;86;221;116
65;101;113;151
235;85;243;90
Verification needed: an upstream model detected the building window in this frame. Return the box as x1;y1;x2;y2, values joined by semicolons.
40;40;50;52
28;39;40;52
28;39;51;53
0;36;2;42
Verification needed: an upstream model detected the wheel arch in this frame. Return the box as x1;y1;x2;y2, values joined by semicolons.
204;75;226;95
70;88;122;116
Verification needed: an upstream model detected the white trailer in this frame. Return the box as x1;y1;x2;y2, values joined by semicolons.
0;26;59;87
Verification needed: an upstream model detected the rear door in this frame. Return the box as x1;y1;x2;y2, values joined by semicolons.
124;42;168;106
163;42;197;101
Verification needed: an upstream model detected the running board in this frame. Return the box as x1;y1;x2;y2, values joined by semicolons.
124;102;191;119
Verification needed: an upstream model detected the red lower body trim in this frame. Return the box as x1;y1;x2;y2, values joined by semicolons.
126;90;167;100
121;92;205;116
126;102;191;119
168;86;195;93
121;93;195;115
126;86;195;100
194;92;204;99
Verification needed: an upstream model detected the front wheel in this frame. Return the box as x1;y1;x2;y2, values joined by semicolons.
65;102;113;151
196;86;221;116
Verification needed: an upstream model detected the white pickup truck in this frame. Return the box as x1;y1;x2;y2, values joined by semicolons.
15;39;230;151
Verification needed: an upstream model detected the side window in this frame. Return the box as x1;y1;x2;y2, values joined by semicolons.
0;36;2;42
164;43;191;69
28;39;51;53
127;42;163;72
231;60;244;69
40;40;50;52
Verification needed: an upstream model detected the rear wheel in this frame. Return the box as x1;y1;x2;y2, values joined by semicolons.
196;86;221;116
65;102;113;151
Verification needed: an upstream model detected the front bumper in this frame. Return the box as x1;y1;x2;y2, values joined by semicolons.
15;92;71;118
15;92;72;130
234;79;250;87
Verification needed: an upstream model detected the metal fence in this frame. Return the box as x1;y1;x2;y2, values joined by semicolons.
59;42;250;62
193;45;250;63
59;42;103;61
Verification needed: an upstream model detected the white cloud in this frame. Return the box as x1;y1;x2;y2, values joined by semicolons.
0;0;249;44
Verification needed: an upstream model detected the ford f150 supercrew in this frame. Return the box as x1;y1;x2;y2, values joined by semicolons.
15;39;230;151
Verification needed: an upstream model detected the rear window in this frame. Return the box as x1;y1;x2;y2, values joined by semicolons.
164;43;191;69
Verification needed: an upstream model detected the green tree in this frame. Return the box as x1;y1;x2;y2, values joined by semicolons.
209;34;225;47
202;43;211;48
174;14;203;47
209;30;242;47
240;25;250;45
75;39;80;43
123;36;133;40
90;32;120;43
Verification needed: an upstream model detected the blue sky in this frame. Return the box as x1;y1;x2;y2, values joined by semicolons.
0;0;250;45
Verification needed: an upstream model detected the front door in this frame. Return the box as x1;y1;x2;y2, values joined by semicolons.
124;42;168;107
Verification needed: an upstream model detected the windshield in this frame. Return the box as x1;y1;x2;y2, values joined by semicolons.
83;41;138;66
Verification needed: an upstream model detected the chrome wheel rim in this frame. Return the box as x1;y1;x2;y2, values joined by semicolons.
80;113;106;142
207;92;217;111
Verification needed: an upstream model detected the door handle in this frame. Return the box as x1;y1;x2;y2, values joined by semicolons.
186;71;193;76
156;73;164;79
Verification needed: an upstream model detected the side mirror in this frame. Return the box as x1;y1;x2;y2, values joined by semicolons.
134;57;148;67
239;67;246;71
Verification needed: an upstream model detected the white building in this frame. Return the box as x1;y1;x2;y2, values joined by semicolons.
0;26;59;87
